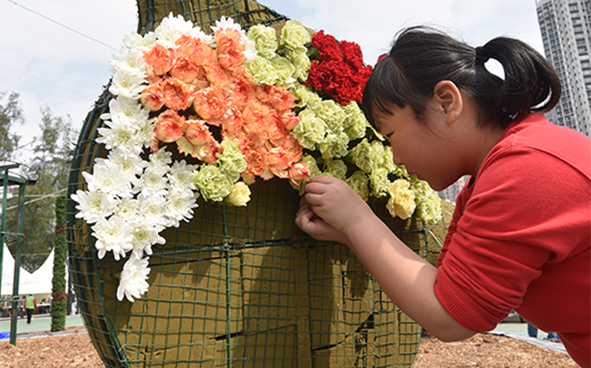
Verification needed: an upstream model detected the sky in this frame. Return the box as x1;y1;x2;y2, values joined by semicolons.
0;0;543;161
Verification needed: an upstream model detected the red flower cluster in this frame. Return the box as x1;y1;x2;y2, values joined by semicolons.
304;30;372;105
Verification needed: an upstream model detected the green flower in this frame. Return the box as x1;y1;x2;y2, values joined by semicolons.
247;24;278;58
381;145;399;173
292;108;327;150
349;139;374;173
217;140;247;183
314;99;346;131
410;177;432;204
346;170;369;201
280;20;311;53
192;164;233;202
323;159;348;180
342;101;370;141
286;50;310;82
292;85;322;110
244;57;279;85
415;192;442;223
318;130;350;160
369;167;389;198
270;55;296;85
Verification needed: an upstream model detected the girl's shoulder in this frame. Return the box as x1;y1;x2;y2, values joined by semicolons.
492;113;590;180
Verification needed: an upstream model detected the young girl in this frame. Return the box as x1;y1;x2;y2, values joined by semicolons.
295;26;590;367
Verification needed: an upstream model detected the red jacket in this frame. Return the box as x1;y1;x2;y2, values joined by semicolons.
435;113;590;367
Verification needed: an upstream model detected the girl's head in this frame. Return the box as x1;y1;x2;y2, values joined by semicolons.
362;26;561;130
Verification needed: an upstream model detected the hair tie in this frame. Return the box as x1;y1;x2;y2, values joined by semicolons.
475;46;489;63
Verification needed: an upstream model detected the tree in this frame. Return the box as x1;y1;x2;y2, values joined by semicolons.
5;106;74;272
0;91;23;162
51;195;67;332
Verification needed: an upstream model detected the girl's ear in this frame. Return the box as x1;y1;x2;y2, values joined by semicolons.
432;80;463;125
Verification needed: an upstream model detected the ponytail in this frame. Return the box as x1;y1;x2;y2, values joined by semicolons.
362;27;561;129
474;37;560;126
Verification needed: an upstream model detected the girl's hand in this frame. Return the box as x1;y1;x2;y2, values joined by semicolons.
295;176;373;243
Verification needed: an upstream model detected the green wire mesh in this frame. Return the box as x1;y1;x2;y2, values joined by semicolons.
66;1;448;367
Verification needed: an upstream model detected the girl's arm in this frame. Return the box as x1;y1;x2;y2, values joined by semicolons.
296;176;475;342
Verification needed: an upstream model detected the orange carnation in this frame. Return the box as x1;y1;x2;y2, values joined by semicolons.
180;120;221;163
144;44;175;76
288;162;310;184
193;86;228;122
161;77;194;111
176;35;217;68
153;109;186;145
141;83;165;112
255;84;296;112
215;29;246;72
170;57;203;84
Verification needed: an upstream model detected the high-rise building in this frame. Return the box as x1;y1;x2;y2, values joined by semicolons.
536;0;591;136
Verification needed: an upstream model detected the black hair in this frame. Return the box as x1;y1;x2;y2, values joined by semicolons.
362;26;561;129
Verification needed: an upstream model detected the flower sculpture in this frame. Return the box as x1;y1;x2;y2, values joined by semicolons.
72;14;442;302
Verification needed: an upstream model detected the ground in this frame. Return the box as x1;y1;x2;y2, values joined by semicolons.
0;328;580;367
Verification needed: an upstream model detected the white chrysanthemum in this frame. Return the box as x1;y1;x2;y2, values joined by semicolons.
212;16;242;33
102;147;148;180
82;161;134;198
97;121;144;154
109;47;148;76
115;198;140;219
135;168;169;197
137;117;156;149
187;27;214;45
129;220;165;258
116;254;151;302
138;194;168;225
155;12;195;48
102;96;150;127
167;160;198;190
123;31;157;52
109;68;147;99
70;190;119;224
148;148;173;171
91;216;134;261
163;191;199;228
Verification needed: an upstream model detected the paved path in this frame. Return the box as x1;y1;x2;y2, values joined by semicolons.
0;314;84;340
492;322;568;354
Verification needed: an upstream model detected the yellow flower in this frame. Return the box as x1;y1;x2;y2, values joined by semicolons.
387;179;416;220
227;182;251;206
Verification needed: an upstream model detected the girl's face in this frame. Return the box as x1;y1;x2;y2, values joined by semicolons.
373;103;465;191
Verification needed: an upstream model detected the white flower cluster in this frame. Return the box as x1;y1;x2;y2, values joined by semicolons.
71;14;250;303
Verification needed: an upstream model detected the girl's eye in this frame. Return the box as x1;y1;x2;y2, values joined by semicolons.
385;133;393;139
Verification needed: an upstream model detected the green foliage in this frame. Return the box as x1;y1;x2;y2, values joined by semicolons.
0;91;24;161
4;104;74;272
51;195;67;332
50;300;66;332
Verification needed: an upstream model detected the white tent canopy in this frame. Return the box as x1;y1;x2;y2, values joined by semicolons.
1;244;63;297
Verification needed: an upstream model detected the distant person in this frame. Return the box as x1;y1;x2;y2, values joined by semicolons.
527;322;538;338
296;26;590;367
24;293;36;325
